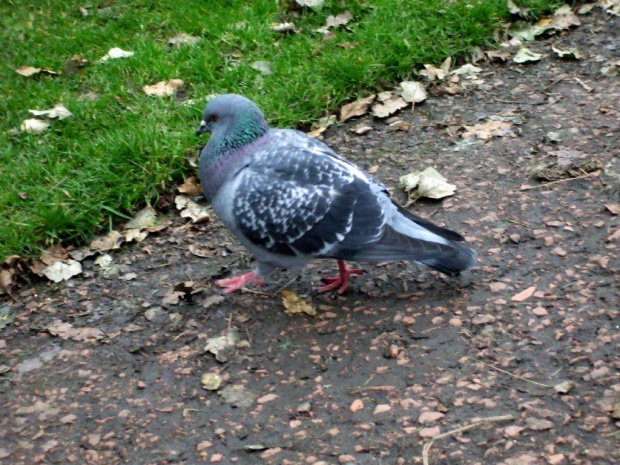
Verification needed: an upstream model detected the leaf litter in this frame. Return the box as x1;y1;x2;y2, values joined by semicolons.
204;328;250;363
282;290;316;316
175;195;210;223
97;47;134;62
143;79;184;97
400;167;457;204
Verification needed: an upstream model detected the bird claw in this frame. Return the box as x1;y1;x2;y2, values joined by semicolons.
318;262;363;294
215;271;265;294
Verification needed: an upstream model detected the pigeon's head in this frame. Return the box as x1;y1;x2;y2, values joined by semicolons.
196;94;268;138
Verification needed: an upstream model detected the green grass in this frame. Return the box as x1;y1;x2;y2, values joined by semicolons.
0;0;561;261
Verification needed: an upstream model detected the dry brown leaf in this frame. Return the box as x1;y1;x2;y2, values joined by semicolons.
125;206;172;232
511;286;536;302
551;45;583;59
295;0;324;7
325;11;352;29
47;319;104;342
41;260;83;283
462;120;514;140
90;230;124;252
400;167;456;203
220;384;257;408
340;95;376;122
486;49;512;61
599;0;620;16
64;54;89;73
28;103;72;120
168;33;200;47
257;393;279;404
204;328;250;363
98;47;134;62
178;176;203;196
419;57;451;81
270;22;298;33
282;290;316;316
372;94;408;119
513;47;543;63
400;81;427;103
175;195;210;223
143;79;184;97
15;66;59;77
20;118;51;134
201;373;222;391
250;61;272;74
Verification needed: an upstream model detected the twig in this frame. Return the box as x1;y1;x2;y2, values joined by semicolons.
544;73;570;90
519;171;598;191
465;356;552;388
421;414;514;465
351;385;397;394
272;276;300;295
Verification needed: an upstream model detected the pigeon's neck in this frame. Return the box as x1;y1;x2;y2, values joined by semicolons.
199;121;269;200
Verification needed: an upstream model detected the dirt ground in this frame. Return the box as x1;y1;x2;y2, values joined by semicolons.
1;9;619;465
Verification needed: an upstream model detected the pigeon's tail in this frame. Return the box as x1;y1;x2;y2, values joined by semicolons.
350;204;477;275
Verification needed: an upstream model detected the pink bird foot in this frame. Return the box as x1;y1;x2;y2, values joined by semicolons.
216;271;265;294
318;260;363;294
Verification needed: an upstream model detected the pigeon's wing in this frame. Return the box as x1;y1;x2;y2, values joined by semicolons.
232;132;386;258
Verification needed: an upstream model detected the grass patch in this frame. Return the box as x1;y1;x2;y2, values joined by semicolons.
0;0;562;261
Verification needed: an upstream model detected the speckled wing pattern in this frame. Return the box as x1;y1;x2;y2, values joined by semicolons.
232;130;386;258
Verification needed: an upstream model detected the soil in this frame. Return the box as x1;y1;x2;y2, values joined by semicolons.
1;9;619;465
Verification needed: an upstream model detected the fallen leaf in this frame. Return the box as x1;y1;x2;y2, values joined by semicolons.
549;5;581;30
450;64;482;76
20;118;52;134
60;414;77;424
505;425;525;437
325;11;352;29
143;79;184;97
64;54;89;73
507;0;531;17
340;95;376;122
551;45;583;59
400;81;427;103
178;176;203;196
204;328;249;363
98;47;134;62
513;47;543;63
486;49;511;61
511;286;536;302
47;319;103;342
15;66;59;77
419;426;441;438
28;103;72;120
90;230;124;252
601;59;620;76
419;57;451;81
374;404;391;414
270;22;298;33
282;290;316;316
295;0;324;8
554;380;574;394
462;120;514;140
350;399;364;412
352;124;373;135
472;314;496;325
418;411;445;424
372;94;408;118
125;206;172;232
400;167;456;203
599;0;620;16
201;373;222;391
168;33;200;47
94;254;119;278
605;203;619;215
220;384;257;408
196;440;212;451
250;61;272;74
41;260;82;283
525;417;553;430
257;393;279;404
201;295;225;309
509;20;552;41
175;195;211;223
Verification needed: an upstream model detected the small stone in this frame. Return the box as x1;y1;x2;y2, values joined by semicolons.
504;425;524;437
553;380;574;394
525;417;553;430
350;399;364;413
297;402;311;413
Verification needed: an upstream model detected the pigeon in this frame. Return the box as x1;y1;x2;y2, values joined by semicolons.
197;94;476;294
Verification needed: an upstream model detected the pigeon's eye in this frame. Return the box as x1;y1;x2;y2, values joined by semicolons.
210;113;219;122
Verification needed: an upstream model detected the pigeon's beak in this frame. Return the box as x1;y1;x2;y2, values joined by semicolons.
196;120;208;136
